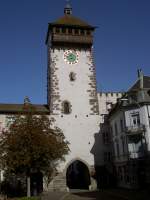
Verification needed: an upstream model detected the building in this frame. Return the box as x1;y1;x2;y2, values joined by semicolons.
92;92;123;188
109;70;150;188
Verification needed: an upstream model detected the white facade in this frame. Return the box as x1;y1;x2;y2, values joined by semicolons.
109;98;150;188
47;46;100;171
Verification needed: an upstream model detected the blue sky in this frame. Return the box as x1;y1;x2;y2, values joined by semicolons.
0;0;150;104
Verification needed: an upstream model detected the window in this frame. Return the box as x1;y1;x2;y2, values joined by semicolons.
115;122;118;135
62;101;71;114
116;142;120;157
86;30;91;35
103;132;110;144
131;113;140;126
122;137;125;154
104;152;112;162
110;126;113;136
69;72;76;81
68;28;72;34
62;28;66;34
55;28;60;33
120;119;124;132
66;9;71;15
74;29;79;35
80;29;85;35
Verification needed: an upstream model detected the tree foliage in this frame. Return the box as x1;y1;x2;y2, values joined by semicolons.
0;105;69;178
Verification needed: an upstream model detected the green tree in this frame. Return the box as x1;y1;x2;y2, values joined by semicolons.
0;104;69;197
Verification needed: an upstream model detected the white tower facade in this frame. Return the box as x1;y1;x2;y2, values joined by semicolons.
46;4;100;190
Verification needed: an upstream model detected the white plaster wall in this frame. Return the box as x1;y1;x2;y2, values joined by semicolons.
50;48;96;115
52;114;100;171
95;92;123;166
98;92;123;123
49;48;100;170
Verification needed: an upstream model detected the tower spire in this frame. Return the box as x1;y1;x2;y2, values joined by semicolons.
64;0;72;15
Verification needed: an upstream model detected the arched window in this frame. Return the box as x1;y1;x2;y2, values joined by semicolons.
69;72;76;82
62;101;71;114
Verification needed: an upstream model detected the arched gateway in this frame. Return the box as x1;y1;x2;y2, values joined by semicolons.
66;160;91;189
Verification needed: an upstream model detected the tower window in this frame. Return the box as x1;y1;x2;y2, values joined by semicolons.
74;29;79;35
55;28;60;33
68;28;72;34
62;101;71;114
86;30;91;35
62;28;66;34
69;72;76;81
80;30;85;35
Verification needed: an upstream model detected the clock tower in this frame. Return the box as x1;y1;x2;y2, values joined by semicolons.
46;2;100;191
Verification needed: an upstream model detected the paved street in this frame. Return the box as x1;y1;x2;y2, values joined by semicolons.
61;191;125;200
41;189;149;200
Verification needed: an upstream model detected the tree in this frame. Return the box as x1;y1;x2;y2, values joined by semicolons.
0;104;69;197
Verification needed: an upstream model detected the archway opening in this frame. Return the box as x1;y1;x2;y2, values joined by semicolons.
66;160;91;189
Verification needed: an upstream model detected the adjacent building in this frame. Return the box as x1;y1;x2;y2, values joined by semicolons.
109;70;150;188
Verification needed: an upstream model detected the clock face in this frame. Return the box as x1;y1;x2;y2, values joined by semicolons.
63;50;79;65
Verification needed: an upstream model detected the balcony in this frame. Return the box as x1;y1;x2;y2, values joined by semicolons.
125;124;145;135
113;151;146;162
129;151;145;159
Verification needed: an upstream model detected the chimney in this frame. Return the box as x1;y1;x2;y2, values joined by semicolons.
137;69;143;89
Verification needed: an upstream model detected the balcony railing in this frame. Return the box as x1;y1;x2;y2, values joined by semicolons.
113;151;146;162
125;124;145;134
129;151;145;159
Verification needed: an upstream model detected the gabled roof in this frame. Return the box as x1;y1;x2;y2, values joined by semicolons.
129;76;150;92
0;104;50;115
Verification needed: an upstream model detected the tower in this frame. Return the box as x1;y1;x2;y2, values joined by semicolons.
46;2;100;190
